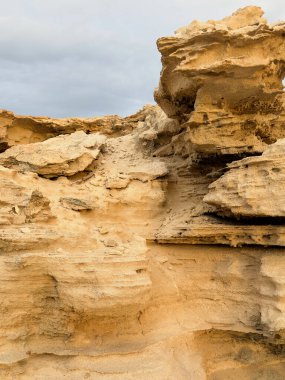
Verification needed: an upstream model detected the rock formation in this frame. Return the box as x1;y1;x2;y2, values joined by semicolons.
154;6;285;156
0;131;106;178
204;139;285;218
1;5;285;380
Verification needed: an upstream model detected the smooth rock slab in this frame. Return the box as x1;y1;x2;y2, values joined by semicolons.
127;161;169;182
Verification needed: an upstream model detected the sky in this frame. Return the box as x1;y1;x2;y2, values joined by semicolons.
0;1;284;118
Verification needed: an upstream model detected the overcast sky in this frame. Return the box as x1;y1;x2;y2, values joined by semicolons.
0;1;283;118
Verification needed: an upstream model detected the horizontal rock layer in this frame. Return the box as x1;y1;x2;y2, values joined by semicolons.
1;5;285;380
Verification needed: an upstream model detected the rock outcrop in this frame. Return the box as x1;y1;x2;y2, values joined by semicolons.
204;138;285;218
154;6;285;156
0;105;153;148
1;6;285;380
0;131;106;178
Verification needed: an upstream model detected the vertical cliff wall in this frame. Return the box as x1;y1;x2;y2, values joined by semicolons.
0;6;285;380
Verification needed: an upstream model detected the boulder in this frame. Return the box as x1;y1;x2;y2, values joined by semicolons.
0;131;106;178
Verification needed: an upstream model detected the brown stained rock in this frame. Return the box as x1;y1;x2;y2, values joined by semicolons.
59;197;93;211
152;221;285;247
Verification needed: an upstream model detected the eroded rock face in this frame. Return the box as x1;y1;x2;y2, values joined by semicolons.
204;139;285;217
0;131;106;178
0;105;154;148
154;6;285;155
1;6;285;380
0;167;52;224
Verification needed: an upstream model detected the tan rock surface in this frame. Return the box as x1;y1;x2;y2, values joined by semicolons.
0;105;154;148
155;6;285;155
1;6;285;380
204;138;285;217
0;131;106;178
0;167;52;224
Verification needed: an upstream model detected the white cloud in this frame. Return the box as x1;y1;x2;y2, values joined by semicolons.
0;0;283;117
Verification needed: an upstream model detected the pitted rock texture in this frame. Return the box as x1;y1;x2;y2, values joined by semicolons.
1;6;285;380
154;6;285;156
204;138;285;218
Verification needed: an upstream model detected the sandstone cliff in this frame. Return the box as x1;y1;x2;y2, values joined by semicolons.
0;6;285;380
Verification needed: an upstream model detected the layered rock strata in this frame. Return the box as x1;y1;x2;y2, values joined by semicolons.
154;6;285;156
1;6;285;380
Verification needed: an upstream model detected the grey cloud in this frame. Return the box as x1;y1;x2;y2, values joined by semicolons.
0;0;283;117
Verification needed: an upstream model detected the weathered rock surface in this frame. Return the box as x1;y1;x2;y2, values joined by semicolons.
0;105;154;149
0;131;106;178
59;196;94;211
204;138;285;217
0;168;52;224
1;5;285;380
155;6;285;155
